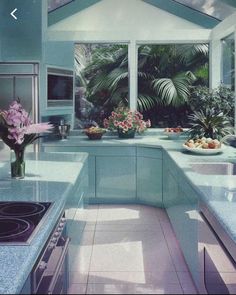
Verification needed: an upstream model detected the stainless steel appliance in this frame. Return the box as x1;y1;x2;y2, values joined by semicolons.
0;201;69;294
199;208;236;294
31;214;69;294
0;63;39;123
0;62;39;152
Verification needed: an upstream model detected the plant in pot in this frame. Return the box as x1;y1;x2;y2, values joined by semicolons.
104;104;151;139
187;108;233;140
0;100;53;179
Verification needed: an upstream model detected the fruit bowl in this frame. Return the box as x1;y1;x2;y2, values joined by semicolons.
182;144;224;155
183;138;223;155
84;127;106;140
164;127;184;139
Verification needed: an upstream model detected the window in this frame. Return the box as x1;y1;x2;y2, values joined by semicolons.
48;0;74;12
74;44;129;129
222;34;235;91
137;44;209;127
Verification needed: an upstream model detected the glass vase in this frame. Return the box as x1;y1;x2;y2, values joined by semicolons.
117;128;136;139
11;149;25;179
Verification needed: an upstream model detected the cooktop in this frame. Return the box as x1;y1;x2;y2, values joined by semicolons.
0;202;52;244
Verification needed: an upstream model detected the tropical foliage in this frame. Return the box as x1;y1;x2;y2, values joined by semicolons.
74;43;209;127
187;109;233;140
189;85;235;125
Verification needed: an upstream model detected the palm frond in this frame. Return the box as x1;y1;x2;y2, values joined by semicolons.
152;75;191;106
176;44;209;65
137;94;157;112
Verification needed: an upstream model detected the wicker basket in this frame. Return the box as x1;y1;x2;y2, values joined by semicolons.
85;131;105;140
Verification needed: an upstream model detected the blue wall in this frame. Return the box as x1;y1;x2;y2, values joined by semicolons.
0;0;43;61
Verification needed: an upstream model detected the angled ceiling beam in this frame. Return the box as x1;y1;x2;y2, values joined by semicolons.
48;0;102;26
143;0;220;28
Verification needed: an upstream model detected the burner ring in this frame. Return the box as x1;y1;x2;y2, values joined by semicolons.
0;218;31;240
0;202;46;217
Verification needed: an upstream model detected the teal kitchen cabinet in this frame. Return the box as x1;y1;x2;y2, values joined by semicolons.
96;156;136;202
65;158;88;237
137;147;163;207
163;169;179;209
163;153;200;288
43;145;137;203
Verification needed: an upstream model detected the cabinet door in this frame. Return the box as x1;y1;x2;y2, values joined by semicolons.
167;179;200;287
163;169;179;209
137;157;163;207
96;156;136;201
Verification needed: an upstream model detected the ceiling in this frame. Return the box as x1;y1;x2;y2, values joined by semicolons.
48;0;236;27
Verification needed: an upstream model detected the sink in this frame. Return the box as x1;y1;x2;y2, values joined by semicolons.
191;162;236;175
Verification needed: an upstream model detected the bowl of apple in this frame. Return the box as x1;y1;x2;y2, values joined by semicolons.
164;127;184;139
84;127;106;140
183;137;223;154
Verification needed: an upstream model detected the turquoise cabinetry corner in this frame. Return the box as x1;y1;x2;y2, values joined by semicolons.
43;145;137;203
163;152;200;288
42;145;164;205
137;147;163;207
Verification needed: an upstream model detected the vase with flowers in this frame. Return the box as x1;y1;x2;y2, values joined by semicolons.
104;105;151;139
0;100;53;179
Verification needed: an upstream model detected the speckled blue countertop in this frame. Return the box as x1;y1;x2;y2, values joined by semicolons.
0;152;88;295
43;132;236;248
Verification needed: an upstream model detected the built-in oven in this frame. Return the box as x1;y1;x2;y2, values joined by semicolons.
31;214;70;294
199;209;236;294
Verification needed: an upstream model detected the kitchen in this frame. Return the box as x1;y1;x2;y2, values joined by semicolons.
0;0;236;294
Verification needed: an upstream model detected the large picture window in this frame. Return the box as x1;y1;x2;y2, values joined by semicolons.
137;44;209;127
222;34;235;91
74;44;129;129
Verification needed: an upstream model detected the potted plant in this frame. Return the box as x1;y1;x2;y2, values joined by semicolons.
103;104;151;139
187;108;233;140
0;100;53;179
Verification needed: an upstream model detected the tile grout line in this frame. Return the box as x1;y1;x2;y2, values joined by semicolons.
85;205;99;294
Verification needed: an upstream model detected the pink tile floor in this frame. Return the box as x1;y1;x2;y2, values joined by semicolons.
68;205;198;294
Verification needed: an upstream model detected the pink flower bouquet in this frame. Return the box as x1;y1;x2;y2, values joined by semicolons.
0;100;53;178
104;105;151;137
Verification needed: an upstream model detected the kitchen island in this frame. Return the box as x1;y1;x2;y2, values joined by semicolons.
0;152;88;294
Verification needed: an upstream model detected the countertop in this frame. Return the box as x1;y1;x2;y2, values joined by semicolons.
43;133;236;250
0;152;88;295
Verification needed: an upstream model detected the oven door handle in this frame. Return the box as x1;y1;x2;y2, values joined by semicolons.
47;237;70;295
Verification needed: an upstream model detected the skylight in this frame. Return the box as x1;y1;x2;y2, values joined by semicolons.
174;0;236;20
48;0;74;12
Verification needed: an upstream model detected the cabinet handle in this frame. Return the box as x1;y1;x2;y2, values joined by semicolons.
47;237;70;295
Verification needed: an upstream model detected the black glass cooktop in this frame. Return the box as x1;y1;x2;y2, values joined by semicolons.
0;202;52;244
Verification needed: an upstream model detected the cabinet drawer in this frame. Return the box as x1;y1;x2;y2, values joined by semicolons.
137;147;162;159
